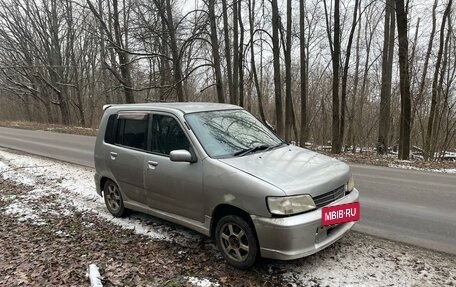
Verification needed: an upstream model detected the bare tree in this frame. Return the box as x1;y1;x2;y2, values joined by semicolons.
324;0;341;153
208;0;225;103
238;0;245;107
396;0;412;160
299;0;308;146
87;0;135;103
284;0;293;141
232;0;240;105
221;0;234;104
248;0;266;123
425;0;453;159
377;0;395;154
271;0;283;136
340;0;360;151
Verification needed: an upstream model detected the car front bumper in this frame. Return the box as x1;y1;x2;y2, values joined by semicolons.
251;188;359;260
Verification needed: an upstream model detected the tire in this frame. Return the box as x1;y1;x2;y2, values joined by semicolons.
103;180;127;217
215;215;259;269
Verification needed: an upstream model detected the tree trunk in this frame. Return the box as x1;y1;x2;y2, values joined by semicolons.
66;0;86;127
348;4;362;151
208;0;225;103
340;0;360;151
248;0;266;123
238;0;245;107
98;0;111;104
221;0;234;104
271;0;283;136
112;0;134;103
425;0;452;159
325;0;341;153
299;0;308;146
396;0;412;160
232;0;240;105
418;0;438;101
164;0;184;101
49;0;71;125
377;0;395;154
433;10;452;157
284;0;293;142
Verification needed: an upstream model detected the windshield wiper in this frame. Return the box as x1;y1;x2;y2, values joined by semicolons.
264;142;287;152
233;144;270;157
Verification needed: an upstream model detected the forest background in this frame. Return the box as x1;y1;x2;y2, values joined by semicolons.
0;0;455;160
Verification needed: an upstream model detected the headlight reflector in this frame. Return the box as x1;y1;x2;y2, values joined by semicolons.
267;194;316;215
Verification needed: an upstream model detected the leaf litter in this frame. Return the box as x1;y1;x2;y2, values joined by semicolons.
0;150;455;286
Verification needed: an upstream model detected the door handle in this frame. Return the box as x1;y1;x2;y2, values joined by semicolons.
147;160;159;169
110;152;118;160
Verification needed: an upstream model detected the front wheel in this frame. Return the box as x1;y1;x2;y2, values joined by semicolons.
215;215;259;269
103;180;127;217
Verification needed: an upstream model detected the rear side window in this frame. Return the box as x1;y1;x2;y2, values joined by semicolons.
115;117;148;150
150;115;190;155
104;114;117;144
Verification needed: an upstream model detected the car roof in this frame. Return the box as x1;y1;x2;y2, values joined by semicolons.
105;102;242;114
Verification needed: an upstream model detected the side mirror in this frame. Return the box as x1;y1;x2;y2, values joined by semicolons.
170;150;195;163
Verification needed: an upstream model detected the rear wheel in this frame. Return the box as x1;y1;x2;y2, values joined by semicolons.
215;215;258;269
103;180;126;217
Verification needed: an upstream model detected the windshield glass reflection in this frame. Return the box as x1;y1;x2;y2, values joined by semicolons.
185;109;283;158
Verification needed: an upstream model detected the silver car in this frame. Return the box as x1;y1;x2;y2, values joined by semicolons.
94;103;360;269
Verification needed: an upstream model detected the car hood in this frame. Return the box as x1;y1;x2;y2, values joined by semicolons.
218;145;350;197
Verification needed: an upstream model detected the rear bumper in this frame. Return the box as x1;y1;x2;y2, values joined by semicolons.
252;188;359;260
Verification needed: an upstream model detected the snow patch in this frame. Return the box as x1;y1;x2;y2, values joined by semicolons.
279;233;456;286
87;264;103;287
55;230;71;237
3;202;46;226
389;163;456;174
186;276;220;287
0;150;187;242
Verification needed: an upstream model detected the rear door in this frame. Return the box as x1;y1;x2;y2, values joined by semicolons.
143;113;204;222
107;112;149;204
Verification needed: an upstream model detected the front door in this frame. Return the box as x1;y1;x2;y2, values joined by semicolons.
144;113;204;222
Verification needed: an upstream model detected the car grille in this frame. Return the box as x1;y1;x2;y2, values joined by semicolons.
313;185;345;208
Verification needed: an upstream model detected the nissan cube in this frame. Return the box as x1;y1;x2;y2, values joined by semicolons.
94;103;360;269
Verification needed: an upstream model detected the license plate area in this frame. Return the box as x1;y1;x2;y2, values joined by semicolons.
321;202;360;227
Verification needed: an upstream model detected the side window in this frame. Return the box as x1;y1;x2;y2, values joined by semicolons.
150;115;190;155
104;114;117;144
115;117;148;150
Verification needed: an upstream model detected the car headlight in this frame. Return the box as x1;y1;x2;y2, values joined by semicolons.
346;174;355;192
267;194;316;216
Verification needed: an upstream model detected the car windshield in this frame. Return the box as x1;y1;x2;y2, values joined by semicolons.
185;109;283;158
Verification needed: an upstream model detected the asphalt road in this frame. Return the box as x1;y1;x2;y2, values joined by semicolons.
0;126;455;256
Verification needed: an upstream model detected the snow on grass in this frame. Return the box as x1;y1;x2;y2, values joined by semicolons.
186;276;220;287
3;201;46;226
280;232;456;286
0;160;36;186
0;150;183;241
389;163;456;174
0;187;57;226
